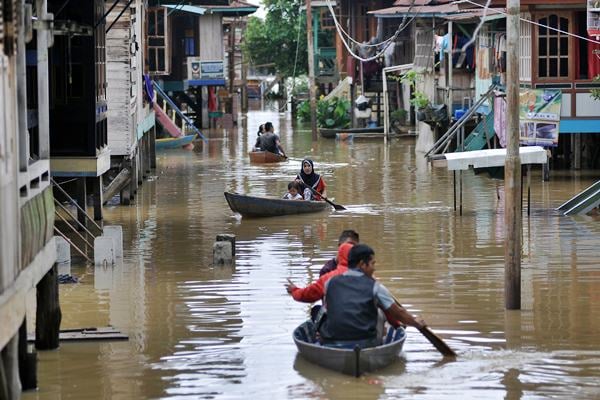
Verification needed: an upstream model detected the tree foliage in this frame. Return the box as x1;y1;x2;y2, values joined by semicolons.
242;0;307;77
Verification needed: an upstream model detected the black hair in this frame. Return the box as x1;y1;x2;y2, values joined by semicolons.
264;122;274;132
288;181;301;191
338;230;359;245
348;244;374;269
257;124;264;136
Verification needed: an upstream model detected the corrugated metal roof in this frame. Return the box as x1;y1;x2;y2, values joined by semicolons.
164;5;206;15
393;0;451;5
202;0;259;15
370;3;460;17
444;8;506;21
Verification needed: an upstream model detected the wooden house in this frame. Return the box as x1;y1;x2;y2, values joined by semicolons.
146;1;257;129
105;0;156;205
1;0;60;397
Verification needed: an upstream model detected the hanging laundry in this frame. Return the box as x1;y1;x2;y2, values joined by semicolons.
453;35;476;70
588;38;600;78
494;95;507;148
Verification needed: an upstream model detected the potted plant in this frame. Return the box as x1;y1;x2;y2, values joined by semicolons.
390;108;408;132
297;96;351;129
410;91;431;121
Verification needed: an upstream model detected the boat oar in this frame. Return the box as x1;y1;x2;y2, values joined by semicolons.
298;178;346;211
392;295;456;358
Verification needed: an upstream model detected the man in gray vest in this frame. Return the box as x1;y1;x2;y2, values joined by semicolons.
319;244;426;348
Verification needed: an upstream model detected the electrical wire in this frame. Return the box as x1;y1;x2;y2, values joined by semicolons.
459;0;600;46
324;0;416;62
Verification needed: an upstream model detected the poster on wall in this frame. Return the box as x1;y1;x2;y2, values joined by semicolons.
187;58;224;81
519;89;562;147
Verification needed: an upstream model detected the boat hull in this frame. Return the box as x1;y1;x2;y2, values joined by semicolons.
224;192;329;218
293;321;406;376
155;134;196;149
249;151;287;163
320;126;384;139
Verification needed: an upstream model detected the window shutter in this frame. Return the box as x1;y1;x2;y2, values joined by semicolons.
2;0;17;56
414;28;434;73
520;12;532;82
0;0;4;53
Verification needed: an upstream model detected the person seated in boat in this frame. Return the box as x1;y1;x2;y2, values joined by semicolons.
285;242;354;303
283;181;303;200
318;244;426;348
258;122;287;157
253;124;265;150
319;230;359;277
295;159;326;201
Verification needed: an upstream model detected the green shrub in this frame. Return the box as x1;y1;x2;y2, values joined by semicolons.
297;96;351;128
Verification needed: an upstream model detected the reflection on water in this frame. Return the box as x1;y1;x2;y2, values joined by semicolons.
26;106;600;399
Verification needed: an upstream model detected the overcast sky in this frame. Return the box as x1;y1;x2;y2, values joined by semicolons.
246;0;266;19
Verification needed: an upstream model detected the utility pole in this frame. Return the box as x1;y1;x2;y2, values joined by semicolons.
306;0;318;141
505;0;521;310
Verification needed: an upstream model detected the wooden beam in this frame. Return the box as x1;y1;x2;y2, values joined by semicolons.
0;239;56;351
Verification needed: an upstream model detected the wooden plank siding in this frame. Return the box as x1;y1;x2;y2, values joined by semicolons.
199;14;224;61
106;1;136;156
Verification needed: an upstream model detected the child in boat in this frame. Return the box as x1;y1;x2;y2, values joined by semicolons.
283;181;303;200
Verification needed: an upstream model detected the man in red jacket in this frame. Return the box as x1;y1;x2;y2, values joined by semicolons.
285;242;353;302
285;242;404;330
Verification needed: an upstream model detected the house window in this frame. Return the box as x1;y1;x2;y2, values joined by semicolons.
146;7;169;75
320;8;335;30
537;14;570;78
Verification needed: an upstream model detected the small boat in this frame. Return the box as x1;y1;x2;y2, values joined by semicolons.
320;126;384;139
249;150;287;163
224;192;329;218
155;133;196;150
293;321;407;376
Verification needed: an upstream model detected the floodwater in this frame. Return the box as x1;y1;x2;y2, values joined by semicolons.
26;104;600;399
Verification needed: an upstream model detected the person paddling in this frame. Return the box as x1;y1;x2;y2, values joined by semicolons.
295;159;326;201
258;121;287;157
318;244;426;348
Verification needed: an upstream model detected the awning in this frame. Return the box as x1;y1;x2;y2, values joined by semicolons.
202;0;259;16
369;4;460;18
163;5;206;15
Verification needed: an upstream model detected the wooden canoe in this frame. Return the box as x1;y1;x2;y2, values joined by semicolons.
293;321;406;376
224;192;329;218
155;133;196;149
320;126;384;139
249;150;287;163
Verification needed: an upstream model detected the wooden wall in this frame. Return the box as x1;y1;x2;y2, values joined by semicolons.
199;14;223;61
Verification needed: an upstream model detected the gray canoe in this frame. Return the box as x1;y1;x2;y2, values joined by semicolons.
293;321;406;376
224;192;330;218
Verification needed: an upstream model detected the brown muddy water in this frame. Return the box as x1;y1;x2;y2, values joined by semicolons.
25;106;600;399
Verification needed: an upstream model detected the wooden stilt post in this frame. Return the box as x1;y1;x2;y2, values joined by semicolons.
76;178;88;230
91;176;103;222
35;264;61;350
18;320;36;390
149;127;157;169
0;336;20;399
306;0;318;141
504;0;522;310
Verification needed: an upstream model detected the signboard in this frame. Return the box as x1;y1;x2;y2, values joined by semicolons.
519;89;562;147
187;58;224;80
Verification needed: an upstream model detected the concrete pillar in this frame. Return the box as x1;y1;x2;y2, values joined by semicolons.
54;235;70;264
103;226;123;259
213;242;233;266
216;234;236;257
94;236;115;266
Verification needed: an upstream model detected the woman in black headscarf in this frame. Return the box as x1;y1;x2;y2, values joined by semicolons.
295;159;327;201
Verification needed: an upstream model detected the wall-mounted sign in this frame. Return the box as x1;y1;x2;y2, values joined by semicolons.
519;89;562;147
188;58;224;80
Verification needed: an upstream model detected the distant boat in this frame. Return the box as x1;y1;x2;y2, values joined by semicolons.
155;133;196;150
320;126;384;139
293;321;407;376
249;150;287;163
224;192;329;218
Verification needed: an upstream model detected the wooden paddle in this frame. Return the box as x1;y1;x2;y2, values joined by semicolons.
392;296;456;358
298;177;346;211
